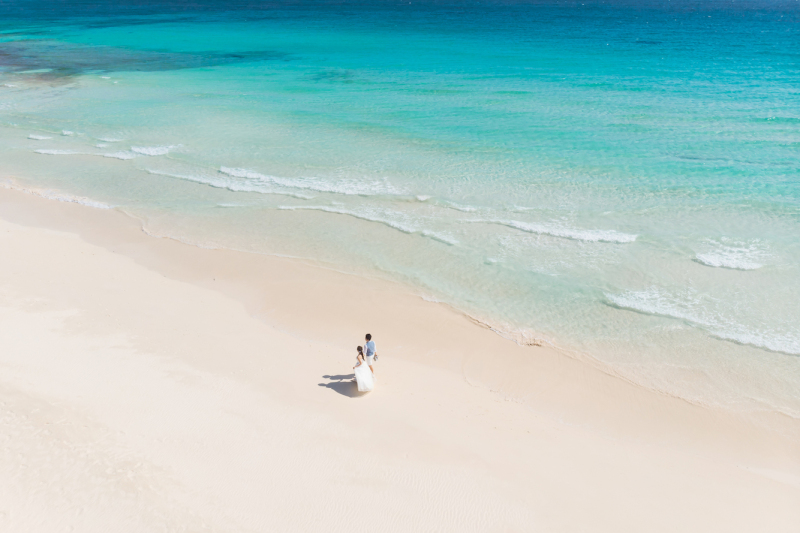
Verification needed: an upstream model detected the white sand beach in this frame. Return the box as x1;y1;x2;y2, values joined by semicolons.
0;185;798;532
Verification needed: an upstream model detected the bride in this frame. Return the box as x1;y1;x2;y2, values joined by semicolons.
353;346;374;392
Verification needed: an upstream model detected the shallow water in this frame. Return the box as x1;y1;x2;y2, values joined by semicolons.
1;0;799;419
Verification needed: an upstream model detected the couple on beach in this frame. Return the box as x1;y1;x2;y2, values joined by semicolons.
353;333;377;392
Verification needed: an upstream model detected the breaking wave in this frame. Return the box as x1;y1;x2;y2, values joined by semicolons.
144;168;314;199
131;145;173;156
35;149;82;155
0;180;113;209
487;219;637;243
695;240;766;270
103;151;137;160
277;205;458;245
219;166;406;196
606;288;800;356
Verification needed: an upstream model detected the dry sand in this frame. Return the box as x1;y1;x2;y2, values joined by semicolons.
0;185;798;532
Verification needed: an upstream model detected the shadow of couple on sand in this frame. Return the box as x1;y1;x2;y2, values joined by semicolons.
319;374;369;398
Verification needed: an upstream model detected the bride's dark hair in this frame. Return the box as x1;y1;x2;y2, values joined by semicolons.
357;346;363;354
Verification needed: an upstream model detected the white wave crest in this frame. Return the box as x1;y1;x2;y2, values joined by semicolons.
38;191;112;209
131;145;172;156
278;205;458;245
61;130;74;136
103;151;136;160
695;240;766;270
219;166;406;196
488;219;637;243
2;83;17;88
97;137;123;142
696;253;762;271
28;134;52;140
145;169;314;199
35;149;82;155
0;180;112;209
606;288;800;356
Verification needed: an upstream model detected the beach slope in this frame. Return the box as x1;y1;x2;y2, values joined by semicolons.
0;188;798;532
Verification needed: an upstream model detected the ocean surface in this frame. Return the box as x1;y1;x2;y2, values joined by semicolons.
1;0;798;421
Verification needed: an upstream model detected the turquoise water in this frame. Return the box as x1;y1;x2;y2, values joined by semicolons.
1;1;799;419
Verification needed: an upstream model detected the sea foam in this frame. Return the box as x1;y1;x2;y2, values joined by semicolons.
606;289;800;356
0;180;112;209
145;168;314;199
278;205;458;245
488;219;637;243
103;151;137;160
131;145;172;156
220;166;406;196
695;240;766;270
28;134;52;140
35;149;82;155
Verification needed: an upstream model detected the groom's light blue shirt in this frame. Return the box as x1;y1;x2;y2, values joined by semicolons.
365;340;376;357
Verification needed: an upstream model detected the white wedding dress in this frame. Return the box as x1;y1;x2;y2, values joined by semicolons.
354;359;374;392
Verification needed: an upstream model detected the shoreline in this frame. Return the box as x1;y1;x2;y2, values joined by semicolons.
3;176;798;429
1;182;799;530
1;179;799;444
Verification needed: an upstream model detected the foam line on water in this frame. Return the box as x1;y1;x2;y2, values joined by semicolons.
145;168;314;199
28;134;52;140
606;289;800;356
131;145;173;156
483;219;637;243
277;205;458;245
35;149;83;155
694;240;766;270
695;253;763;271
220;166;407;196
103;151;137;160
0;179;113;209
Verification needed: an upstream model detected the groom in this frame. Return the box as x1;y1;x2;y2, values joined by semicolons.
364;333;376;374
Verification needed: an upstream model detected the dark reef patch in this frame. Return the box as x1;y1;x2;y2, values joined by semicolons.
0;39;289;82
